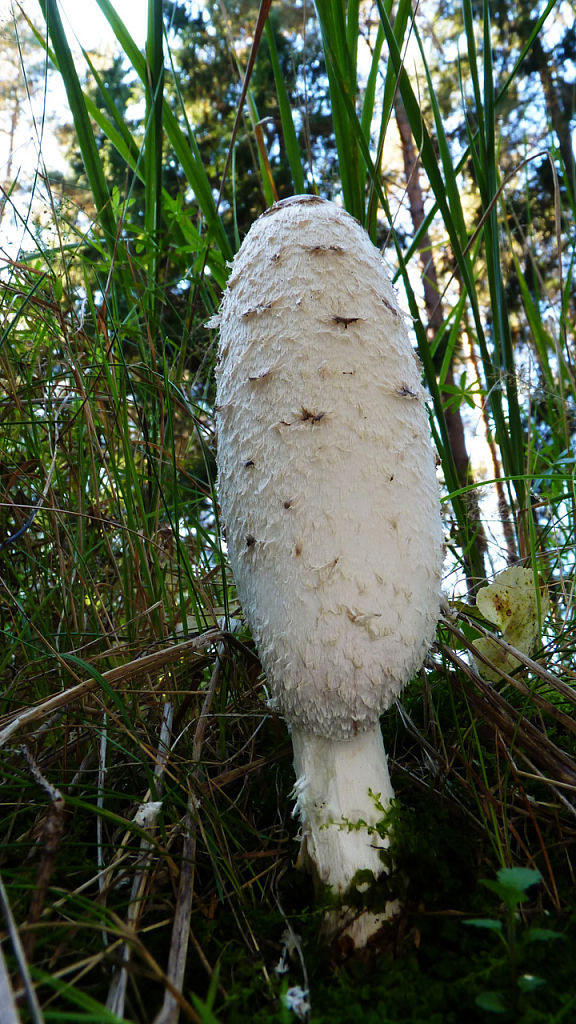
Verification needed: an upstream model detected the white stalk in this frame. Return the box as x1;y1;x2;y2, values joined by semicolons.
291;723;401;946
291;724;393;891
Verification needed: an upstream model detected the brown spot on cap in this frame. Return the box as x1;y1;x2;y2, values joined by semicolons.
300;407;325;423
332;315;361;329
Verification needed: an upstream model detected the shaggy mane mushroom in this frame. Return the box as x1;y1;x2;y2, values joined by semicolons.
214;195;443;949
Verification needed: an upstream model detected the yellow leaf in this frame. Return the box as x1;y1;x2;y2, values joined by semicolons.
474;567;548;682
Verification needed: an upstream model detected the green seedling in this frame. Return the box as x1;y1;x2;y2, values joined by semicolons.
464;867;563;1015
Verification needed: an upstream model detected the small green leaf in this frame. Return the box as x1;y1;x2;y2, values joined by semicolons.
463;917;503;932
496;867;543;893
481;868;542;909
518;974;546;992
476;990;507;1013
481;879;529;907
525;927;564;943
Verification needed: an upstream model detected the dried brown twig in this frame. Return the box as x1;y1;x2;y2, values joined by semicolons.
439;613;576;796
0;873;44;1024
105;701;175;1018
18;747;66;963
0;631;221;748
153;622;241;1024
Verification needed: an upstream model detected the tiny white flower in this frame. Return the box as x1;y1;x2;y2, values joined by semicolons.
282;986;311;1019
134;801;163;828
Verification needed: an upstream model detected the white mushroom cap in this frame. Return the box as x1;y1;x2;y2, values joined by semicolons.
216;196;443;741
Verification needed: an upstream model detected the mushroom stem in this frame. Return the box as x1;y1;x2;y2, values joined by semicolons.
291;722;398;935
292;723;400;945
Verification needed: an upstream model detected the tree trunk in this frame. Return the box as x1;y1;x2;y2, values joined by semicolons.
394;93;487;587
530;35;576;196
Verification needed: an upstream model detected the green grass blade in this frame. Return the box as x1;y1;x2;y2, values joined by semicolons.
64;51;227;286
37;0;117;251
264;18;306;195
315;0;363;218
93;0;232;260
376;2;524;505
144;0;164;273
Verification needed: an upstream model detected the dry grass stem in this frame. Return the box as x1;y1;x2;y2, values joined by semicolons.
0;875;44;1024
0;632;221;748
106;702;175;1017
153;627;240;1024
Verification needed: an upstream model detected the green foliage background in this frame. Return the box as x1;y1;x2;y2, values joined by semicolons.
0;0;575;1021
